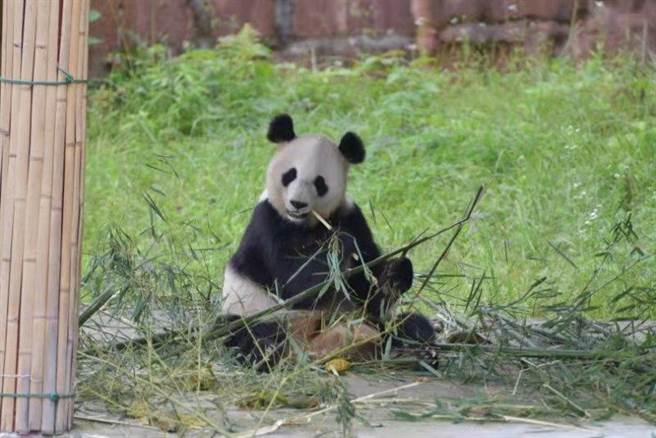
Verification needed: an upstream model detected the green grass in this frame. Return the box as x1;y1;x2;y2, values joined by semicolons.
84;30;655;318
76;32;656;433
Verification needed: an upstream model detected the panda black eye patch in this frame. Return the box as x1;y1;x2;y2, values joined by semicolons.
281;168;297;187
314;176;328;196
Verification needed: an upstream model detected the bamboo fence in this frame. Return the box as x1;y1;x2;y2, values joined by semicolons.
0;0;89;433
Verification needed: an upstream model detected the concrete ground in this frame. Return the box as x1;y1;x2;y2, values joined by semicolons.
66;374;655;438
35;314;653;437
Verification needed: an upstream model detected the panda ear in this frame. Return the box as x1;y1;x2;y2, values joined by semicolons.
267;114;296;143
338;132;365;164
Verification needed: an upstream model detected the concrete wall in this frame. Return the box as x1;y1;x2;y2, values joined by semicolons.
89;0;414;75
412;0;656;56
88;0;656;76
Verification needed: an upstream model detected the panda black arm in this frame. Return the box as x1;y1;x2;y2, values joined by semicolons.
338;203;417;329
336;203;392;316
337;202;382;265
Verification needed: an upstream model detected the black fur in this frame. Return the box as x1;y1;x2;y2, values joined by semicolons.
226;200;436;369
338;132;365;164
267;114;296;143
281;167;297;186
228;201;424;324
390;312;436;347
388;312;439;369
314;176;328;197
229;200;400;313
224;316;288;372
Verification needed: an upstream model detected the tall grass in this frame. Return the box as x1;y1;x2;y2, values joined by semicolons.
75;30;656;433
85;28;654;317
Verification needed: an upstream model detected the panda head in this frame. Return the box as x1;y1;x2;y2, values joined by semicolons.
265;114;365;225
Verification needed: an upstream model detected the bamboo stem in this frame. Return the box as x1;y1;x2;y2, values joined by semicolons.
15;0;51;432
41;0;73;433
64;0;89;428
403;343;650;360
102;187;485;354
1;0;38;430
55;0;83;431
0;0;17;420
0;0;12;197
28;0;61;431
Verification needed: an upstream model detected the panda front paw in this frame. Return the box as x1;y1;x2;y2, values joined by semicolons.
385;257;413;294
225;320;288;373
391;312;436;346
389;312;439;370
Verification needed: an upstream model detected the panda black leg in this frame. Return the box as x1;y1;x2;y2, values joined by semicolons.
390;312;436;347
224;318;288;372
386;312;439;369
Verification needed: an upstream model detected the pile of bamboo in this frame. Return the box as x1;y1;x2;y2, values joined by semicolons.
0;0;89;434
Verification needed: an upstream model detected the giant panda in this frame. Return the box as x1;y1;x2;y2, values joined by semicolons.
221;114;436;371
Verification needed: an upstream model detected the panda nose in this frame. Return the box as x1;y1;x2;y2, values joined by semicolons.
290;200;308;210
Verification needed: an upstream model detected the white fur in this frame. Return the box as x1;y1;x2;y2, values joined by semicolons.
266;135;348;225
221;265;281;315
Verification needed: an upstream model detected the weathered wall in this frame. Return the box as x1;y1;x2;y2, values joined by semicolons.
88;0;655;76
89;0;414;76
413;0;656;56
89;0;276;76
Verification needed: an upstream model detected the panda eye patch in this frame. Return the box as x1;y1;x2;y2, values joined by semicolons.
281;168;297;187
314;176;328;196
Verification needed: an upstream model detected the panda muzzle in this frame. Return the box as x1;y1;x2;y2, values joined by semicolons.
287;209;309;219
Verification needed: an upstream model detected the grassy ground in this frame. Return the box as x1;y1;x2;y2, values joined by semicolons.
84;30;655;317
75;31;656;434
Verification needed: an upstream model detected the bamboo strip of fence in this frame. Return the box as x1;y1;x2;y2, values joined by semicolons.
54;0;83;430
28;0;62;430
41;0;73;433
0;0;17;417
65;0;89;428
0;0;12;196
14;0;52;432
1;0;38;429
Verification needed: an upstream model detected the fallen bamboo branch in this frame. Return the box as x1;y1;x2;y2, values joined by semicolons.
396;343;654;361
236;381;426;437
96;186;485;352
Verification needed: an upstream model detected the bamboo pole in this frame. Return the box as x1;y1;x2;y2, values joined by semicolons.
40;0;75;431
66;0;89;428
28;0;61;430
14;0;51;432
0;0;17;416
0;0;17;196
1;0;38;429
54;0;83;429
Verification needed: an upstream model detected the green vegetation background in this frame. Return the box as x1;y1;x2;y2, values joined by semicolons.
84;29;655;318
